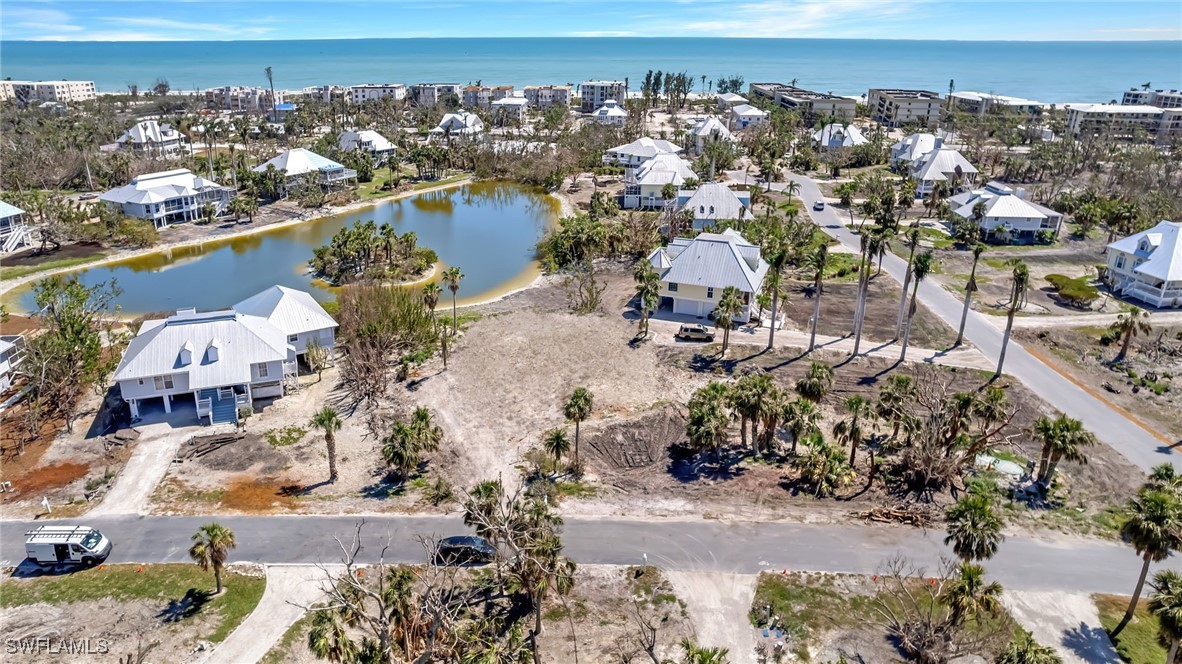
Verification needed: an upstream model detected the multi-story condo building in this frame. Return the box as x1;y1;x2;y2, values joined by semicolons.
100;169;236;229
461;85;514;108
410;84;462;106
949;91;1043;116
867;88;942;128
204;86;282;112
298;85;346;103
1066;103;1164;139
0;80;97;106
748;83;855;122
1121;89;1182;109
523;85;572;109
348;84;407;104
579;80;627;112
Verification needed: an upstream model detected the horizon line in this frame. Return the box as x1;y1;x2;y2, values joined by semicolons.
3;36;1181;44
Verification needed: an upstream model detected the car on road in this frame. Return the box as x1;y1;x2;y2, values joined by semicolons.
813;201;825;211
676;323;715;342
434;535;496;566
24;525;112;567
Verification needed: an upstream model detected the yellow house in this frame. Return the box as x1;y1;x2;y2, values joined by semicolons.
647;229;769;323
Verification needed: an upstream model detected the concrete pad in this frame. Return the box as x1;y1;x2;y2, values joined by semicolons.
1002;590;1120;664
665;570;758;664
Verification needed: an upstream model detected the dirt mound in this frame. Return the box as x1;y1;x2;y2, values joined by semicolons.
5;462;89;496
585;405;686;471
197;435;287;475
220;477;298;512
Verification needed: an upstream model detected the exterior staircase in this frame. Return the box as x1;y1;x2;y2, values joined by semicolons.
2;226;31;253
198;388;238;426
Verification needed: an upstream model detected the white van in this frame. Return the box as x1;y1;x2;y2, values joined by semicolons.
24;525;113;567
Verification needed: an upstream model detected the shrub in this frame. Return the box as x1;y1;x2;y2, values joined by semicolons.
1098;327;1121;345
1045;274;1098;308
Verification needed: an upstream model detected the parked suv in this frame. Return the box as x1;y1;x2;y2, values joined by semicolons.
434;536;495;566
676;323;715;342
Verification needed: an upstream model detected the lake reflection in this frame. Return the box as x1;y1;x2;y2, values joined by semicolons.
9;182;557;315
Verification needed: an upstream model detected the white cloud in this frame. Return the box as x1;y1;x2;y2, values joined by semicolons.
650;0;930;38
103;16;275;36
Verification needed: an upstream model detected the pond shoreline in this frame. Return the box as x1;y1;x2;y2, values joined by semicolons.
0;178;474;301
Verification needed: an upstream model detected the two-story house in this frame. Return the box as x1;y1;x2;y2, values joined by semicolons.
100;169;235;229
1106;220;1182;309
647;229;769;323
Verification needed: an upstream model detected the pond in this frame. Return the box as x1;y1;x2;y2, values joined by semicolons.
7;182;558;315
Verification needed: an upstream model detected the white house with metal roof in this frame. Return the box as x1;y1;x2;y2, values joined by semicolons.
0;334;24;393
116;120;188;156
591;99;628;127
430;111;484;138
717;92;749;111
910;147;978;197
100;169;235;229
491;96;530;123
813;123;868;148
338;129;396;159
949;182;1063;242
233;285;338;356
729;104;767;129
113;285;337;424
688;116;734;156
602;137;682;167
623;153;698;210
678;182;750;229
647;229;769;323
253;148;357;194
0;200;31;252
890;133;939;169
1106;220;1182;309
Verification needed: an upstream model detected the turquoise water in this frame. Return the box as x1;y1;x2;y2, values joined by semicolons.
2;38;1179;103
8;182;557;315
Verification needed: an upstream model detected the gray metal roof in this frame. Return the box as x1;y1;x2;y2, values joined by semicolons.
100;169;227;205
234;285;338;337
680;183;747;220
1109;220;1182;282
655;229;768;292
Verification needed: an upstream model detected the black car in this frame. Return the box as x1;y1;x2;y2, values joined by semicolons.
434;535;496;566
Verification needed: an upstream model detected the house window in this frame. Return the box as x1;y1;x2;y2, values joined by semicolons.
668;282;679;292
153;375;174;390
1116;255;1126;269
707;287;715;299
288;334;298;342
257;363;269;378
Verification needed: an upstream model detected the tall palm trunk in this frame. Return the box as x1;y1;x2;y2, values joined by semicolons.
214;564;224;594
767;277;780;351
326;432;338;483
956;257;980;346
1117;326;1136;362
896;244;917;338
1167;638;1179;664
996;305;1017;378
451;293;458;334
851;262;869;357
899;290;919;362
574;420;581;466
1111;555;1153;637
809;278;823;352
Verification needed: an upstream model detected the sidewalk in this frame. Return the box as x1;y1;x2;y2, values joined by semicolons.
1002;590;1120;663
87;421;186;517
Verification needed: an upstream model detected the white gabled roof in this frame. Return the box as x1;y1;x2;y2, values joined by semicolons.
253;148;346;176
1109;220;1182;282
117;120;183;146
690;116;733;141
339;129;395;153
813;123;868;148
912;147;978;181
680;183;747;220
431;111;484;134
113;310;290;389
593;100;628;118
650;228;768;293
730;104;766;117
100;169;226;206
0;200;24;219
607;136;682;159
717;92;748;104
234;285;338;336
491;97;529;107
632;153;697;186
891;133;937;162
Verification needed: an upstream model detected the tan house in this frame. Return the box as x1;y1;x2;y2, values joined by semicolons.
647;229;768;323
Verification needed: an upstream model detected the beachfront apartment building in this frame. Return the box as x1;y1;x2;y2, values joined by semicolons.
749;83;856;122
1121;89;1182;109
1106;220;1182;309
113;285;336;425
949;181;1063;243
462;85;514;108
523;85;572;109
116;120;189;156
298;85;346;103
204;86;282;112
647;229;768;323
410;84;462;106
949;91;1043;116
348;84;407;104
580;81;627;112
1065;103;1182;144
868;88;942;128
0;80;97;106
100;169;236;229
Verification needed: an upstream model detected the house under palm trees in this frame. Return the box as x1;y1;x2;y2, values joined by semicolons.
910;146;978;198
252;148;357;195
677;182;750;229
812;123;868;149
646;228;769;322
115;120;189;156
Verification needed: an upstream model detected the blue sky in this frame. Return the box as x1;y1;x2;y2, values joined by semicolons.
2;0;1180;41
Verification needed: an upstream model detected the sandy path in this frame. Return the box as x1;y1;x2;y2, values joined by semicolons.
1010;310;1182;328
88;420;190;516
1002;590;1120;663
665;571;758;664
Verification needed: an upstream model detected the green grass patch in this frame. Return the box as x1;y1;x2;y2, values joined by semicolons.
750;572;874;655
983;257;1012;270
412;174;466;191
263;425;306;448
1095;594;1170;663
0;564;265;644
0;250;112;281
554;481;597;499
913;226;955;249
823;253;862;281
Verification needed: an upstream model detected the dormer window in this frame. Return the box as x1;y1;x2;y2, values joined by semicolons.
178;341;193;366
206;339;222;363
1139;239;1149;252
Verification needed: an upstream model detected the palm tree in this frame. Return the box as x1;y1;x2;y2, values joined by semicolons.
679;638;730;664
997;628;1062;664
955;244;984;347
806;244;829;353
1033;414;1096;488
782;398;819;455
764;237;790;350
995;260;1029;378
309;406;342;484
686;382;731;464
307;610;357;663
634;260;661;339
442;266;464;334
944;494;1005;562
795;361;834;403
263;66;278;123
713;286;744;356
542;427;571;469
895;229;922;338
942;562;1003;628
1149;569;1182;664
1111;488;1182;638
898;251;934;363
188;523;237;595
563;387;593;466
422;281;442;316
832;395;872;466
1111;305;1152;363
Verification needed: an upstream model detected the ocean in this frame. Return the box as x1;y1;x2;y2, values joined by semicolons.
1;38;1179;104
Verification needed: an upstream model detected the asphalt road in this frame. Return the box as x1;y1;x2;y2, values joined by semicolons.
1;515;1166;596
740;170;1178;473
